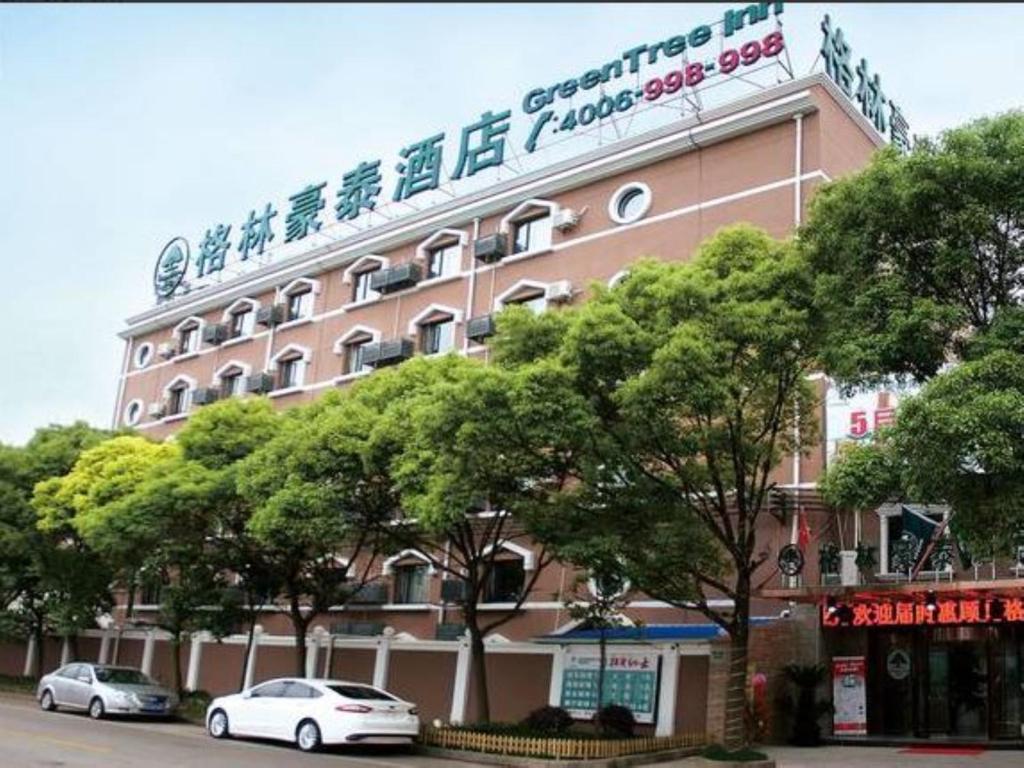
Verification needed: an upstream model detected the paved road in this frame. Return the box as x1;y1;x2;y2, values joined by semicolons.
0;696;478;768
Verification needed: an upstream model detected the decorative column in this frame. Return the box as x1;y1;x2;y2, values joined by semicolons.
306;626;327;679
98;629;112;665
449;631;472;725
547;645;567;707
60;637;71;666
322;635;335;679
373;627;394;689
656;645;680;736
243;625;263;690
23;635;38;678
185;631;207;692
141;629;157;677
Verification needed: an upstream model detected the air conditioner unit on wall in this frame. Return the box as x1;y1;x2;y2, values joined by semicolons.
157;342;176;359
544;280;573;303
552;208;581;232
147;401;166;418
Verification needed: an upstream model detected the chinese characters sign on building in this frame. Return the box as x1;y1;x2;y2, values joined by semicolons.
820;14;911;151
560;651;659;723
822;597;1024;629
825;383;917;461
152;3;793;301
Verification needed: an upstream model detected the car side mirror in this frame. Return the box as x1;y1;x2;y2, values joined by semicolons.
242;690;253;699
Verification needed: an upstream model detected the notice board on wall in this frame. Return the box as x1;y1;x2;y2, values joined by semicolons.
560;650;660;724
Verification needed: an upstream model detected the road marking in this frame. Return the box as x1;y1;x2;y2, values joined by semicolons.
0;727;113;754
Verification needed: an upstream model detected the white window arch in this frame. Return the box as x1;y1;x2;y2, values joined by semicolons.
278;278;320;323
133;342;154;370
163;374;197;416
334;326;382;377
407;303;463;336
278;277;321;298
481;540;535;571
172;316;205;355
499;199;560;234
342;255;389;285
212;360;252;397
270;343;312;389
381;549;437;576
417;229;467;281
221;297;261;322
332;325;382;354
493;279;549;313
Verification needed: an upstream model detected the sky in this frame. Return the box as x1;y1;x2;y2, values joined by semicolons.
1;2;1022;445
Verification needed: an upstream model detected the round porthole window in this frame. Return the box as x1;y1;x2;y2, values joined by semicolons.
134;342;154;370
124;399;143;427
608;182;652;225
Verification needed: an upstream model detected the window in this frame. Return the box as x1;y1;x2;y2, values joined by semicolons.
393;563;429;604
352;269;380;303
345;338;374;375
167;384;189;416
327;684;397;701
95;668;154;685
507;291;546;315
123;400;143;427
421;318;455;355
278;356;302;389
512;213;552;255
139;576;164;605
250;681;288;698
286;289;312;322
484;558;525;603
133;343;153;369
283;682;322;699
60;664;85;680
426;243;461;279
608;182;652;224
229;308;254;338
177;324;198;355
879;508;950;575
220;370;245;398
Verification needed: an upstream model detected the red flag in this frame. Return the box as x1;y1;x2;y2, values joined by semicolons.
797;509;811;551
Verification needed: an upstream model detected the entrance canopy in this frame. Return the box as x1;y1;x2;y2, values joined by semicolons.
536;618;777;644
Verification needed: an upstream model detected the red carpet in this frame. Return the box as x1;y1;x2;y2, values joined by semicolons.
899;746;986;756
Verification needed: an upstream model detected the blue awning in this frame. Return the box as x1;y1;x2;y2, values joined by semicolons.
536;617;776;644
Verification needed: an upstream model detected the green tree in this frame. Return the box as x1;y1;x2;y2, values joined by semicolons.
238;392;394;676
368;355;591;723
495;225;820;747
0;423;111;675
802;111;1024;388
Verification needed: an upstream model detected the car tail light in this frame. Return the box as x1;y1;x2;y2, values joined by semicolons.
335;704;373;714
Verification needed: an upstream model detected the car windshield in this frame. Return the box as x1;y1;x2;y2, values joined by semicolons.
327;684;396;701
94;668;154;685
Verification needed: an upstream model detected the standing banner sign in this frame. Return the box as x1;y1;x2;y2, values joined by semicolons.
832;656;867;736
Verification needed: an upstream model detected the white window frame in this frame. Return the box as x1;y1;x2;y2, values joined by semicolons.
222;298;261;340
500;199;558;257
480;540;535;572
608;181;652;225
172;316;205;356
417;229;467;282
333;325;382;380
163;374;197;418
133;342;154;370
123;398;144;427
269;343;312;390
493;279;550;313
342;255;388;305
278;278;320;323
212;360;253;397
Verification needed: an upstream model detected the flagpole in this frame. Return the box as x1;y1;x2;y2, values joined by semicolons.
909;512;953;581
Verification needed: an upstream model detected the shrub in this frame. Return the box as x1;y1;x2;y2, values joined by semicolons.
521;705;574;736
702;743;769;762
593;704;635;738
178;689;212;723
777;664;831;746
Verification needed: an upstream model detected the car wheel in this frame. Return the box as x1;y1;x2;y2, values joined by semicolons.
88;697;105;720
39;689;56;712
208;709;230;739
296;719;321;753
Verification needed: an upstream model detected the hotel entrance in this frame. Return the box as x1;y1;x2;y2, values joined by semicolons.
865;626;1022;740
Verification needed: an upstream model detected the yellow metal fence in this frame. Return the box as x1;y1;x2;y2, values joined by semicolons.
420;725;707;760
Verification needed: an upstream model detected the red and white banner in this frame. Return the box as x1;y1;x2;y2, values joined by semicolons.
832;656;867;736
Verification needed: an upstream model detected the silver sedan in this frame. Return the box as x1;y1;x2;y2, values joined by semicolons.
37;663;179;719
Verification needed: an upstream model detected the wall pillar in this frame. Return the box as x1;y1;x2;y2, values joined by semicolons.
547;645;567;706
98;629;112;665
373;628;394;689
185;632;206;692
322;635;335;679
656;645;680;736
243;625;263;689
60;637;71;666
705;643;729;743
141;629;157;677
306;627;326;679
23;634;38;678
449;633;472;725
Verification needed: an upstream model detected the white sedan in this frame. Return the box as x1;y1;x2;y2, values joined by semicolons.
205;678;419;752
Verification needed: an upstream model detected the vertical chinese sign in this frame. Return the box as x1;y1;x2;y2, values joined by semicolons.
832;656;867;736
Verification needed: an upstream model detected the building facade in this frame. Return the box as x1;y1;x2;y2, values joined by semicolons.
0;73;907;740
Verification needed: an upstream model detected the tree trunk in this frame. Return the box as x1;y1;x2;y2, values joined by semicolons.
723;582;751;751
289;610;308;678
597;627;607;728
171;634;183;697
69;633;80;663
32;621;45;679
468;623;489;724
